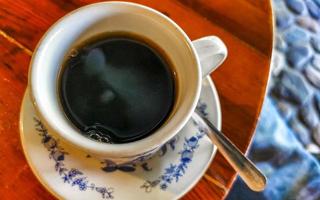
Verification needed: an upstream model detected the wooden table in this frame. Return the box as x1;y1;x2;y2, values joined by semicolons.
0;0;273;199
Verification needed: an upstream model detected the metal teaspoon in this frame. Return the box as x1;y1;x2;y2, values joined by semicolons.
192;111;267;192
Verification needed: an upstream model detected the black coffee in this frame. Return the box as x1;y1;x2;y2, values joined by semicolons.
59;33;176;144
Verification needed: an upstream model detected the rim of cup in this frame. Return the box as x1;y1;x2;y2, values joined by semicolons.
29;1;202;158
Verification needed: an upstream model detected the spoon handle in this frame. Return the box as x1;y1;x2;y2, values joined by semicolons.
192;111;266;192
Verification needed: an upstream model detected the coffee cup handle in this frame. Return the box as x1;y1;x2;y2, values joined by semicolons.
192;36;228;77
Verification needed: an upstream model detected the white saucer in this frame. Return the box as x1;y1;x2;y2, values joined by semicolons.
20;77;221;200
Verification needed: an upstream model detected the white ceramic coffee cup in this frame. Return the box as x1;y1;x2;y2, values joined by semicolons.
29;1;227;163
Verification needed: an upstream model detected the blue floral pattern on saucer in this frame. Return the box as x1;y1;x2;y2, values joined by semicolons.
140;101;208;192
141;129;206;192
34;118;114;199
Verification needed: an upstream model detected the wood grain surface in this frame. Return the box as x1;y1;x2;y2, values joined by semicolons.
0;0;273;199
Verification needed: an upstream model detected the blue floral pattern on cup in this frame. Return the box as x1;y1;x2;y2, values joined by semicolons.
99;135;179;173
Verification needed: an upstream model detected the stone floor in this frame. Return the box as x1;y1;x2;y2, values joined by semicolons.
226;0;320;199
272;0;320;159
